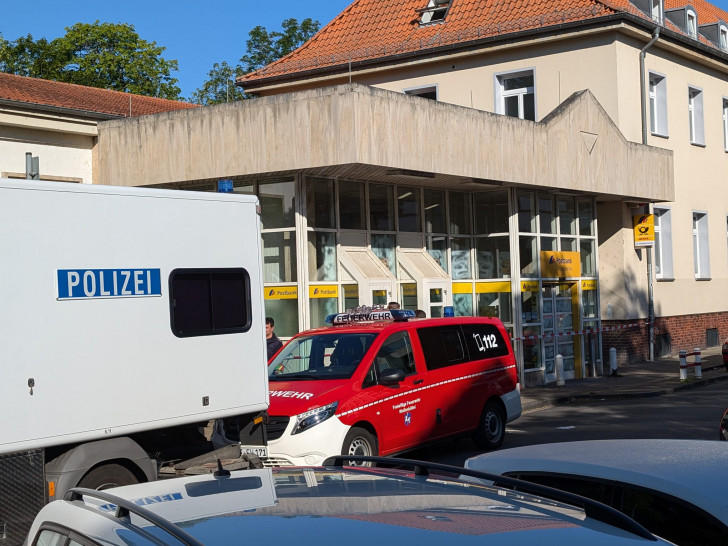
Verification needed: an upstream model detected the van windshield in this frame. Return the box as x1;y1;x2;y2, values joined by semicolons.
268;333;377;381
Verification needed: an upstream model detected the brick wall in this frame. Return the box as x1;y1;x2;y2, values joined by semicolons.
601;312;728;366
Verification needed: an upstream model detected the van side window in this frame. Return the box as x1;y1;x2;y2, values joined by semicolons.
363;332;415;388
377;332;416;375
170;268;251;337
461;324;510;359
417;326;468;370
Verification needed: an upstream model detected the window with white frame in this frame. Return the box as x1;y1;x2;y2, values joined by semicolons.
692;211;710;279
653;207;674;279
495;70;535;121
723;99;728;151
404;85;438;101
420;0;450;25
688;86;705;145
651;0;663;22
687;9;698;38
721;25;728;50
649;73;668;136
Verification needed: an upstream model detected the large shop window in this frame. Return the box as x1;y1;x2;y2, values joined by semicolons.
369;183;394;231
170;268;250;337
259;179;296;229
306;177;335;229
397;187;421;232
339;180;365;230
263;232;297;283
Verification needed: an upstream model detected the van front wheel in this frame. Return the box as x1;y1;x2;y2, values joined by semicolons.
342;427;378;467
473;401;505;451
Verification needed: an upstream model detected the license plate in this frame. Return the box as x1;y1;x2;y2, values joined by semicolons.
241;445;268;458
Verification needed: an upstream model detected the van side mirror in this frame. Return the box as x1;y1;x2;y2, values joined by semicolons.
380;368;405;386
720;407;728;441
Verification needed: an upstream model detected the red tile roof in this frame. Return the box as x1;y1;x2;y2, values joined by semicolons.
240;0;728;86
0;72;197;118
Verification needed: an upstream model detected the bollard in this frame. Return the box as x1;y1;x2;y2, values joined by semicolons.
679;350;688;381
555;354;565;386
609;347;618;377
694;347;702;379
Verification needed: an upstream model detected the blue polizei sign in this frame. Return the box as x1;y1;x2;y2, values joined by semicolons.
57;269;162;300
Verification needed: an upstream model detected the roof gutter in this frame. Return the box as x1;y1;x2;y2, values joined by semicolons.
0;97;125;121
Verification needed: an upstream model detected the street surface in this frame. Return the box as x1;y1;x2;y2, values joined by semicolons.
407;380;728;467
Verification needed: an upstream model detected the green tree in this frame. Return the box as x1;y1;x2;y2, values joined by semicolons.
240;18;320;73
190;18;320;105
0;21;181;100
189;61;245;105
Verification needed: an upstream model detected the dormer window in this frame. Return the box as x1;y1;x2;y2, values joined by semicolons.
687;9;698;38
721;25;728;50
419;0;451;25
651;0;663;23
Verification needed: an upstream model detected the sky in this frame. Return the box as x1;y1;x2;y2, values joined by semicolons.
1;0;354;100
5;0;728;100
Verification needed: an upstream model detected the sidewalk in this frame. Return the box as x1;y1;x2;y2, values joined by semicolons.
521;346;728;413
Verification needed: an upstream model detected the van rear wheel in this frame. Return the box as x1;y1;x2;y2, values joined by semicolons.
78;463;139;490
342;427;378;467
473;401;505;451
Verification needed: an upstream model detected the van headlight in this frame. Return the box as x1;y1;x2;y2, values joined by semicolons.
292;402;338;435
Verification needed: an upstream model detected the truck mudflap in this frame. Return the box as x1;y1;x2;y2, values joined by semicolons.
0;449;45;546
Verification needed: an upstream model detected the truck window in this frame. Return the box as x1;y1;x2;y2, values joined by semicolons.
170;268;251;337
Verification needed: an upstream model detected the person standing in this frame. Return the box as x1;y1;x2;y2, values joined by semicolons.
266;317;283;361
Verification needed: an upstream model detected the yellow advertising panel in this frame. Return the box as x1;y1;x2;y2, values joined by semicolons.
521;281;539;292
452;282;472;294
309;285;338;298
476;281;511;294
633;214;655;248
581;280;597;291
540;251;581;278
264;286;298;300
402;283;417;297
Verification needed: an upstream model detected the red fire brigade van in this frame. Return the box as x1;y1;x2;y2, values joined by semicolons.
252;309;521;467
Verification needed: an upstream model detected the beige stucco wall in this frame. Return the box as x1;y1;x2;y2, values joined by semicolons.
0;109;96;183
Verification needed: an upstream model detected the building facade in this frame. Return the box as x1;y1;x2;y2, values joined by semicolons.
228;0;728;382
96;83;671;387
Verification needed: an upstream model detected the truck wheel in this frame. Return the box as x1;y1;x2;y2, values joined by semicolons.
473;401;505;451
342;427;378;467
78;463;139;490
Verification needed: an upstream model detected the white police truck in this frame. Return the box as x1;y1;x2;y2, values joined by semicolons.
0;179;269;545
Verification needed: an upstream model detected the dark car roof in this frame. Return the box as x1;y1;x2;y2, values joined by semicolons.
30;461;670;545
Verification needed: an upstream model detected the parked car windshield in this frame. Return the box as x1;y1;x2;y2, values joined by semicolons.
268;333;377;381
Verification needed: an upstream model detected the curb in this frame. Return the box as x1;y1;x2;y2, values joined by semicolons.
521;365;728;413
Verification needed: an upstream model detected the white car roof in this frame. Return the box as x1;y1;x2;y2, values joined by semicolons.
465;439;728;524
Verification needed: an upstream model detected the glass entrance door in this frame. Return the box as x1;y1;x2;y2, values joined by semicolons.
543;284;575;381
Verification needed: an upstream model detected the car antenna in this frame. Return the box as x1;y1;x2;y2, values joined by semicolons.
213;459;231;478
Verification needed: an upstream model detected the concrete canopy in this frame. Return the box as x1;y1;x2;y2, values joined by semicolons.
97;83;672;203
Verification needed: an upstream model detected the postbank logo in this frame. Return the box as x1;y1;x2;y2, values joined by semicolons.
540;251;580;278
265;286;298;300
309;285;339;298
